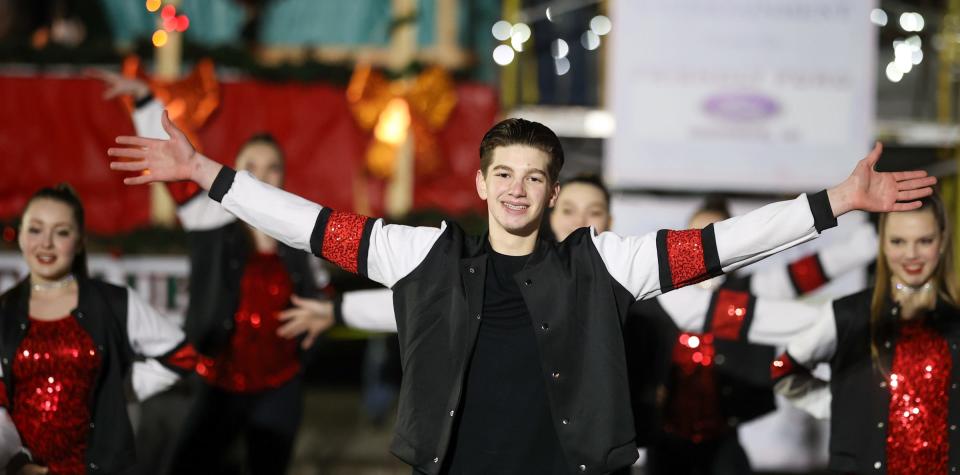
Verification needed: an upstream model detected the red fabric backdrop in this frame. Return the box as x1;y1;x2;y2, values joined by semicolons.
0;75;496;235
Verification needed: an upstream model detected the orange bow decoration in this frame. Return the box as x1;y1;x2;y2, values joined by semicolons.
119;55;220;152
346;65;458;179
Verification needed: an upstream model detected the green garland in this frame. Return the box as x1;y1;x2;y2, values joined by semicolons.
0;38;482;84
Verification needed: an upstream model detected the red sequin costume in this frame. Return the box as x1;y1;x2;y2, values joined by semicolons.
886;320;951;475
12;316;101;475
196;252;300;392
663;332;724;442
662;290;750;441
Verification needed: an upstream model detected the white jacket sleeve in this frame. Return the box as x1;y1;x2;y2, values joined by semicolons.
593;191;838;300
213;168;445;288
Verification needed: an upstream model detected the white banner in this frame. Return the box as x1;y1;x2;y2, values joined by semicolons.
607;0;877;192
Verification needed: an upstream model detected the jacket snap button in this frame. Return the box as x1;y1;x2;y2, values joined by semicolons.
874;461;882;470
579;465;586;472
449;410;455;416
90;463;98;470
524;279;532;286
561;418;569;425
475;313;481;320
468;267;475;274
541;322;549;331
877;422;884;428
433;457;439;463
18;323;25;331
551;372;560;380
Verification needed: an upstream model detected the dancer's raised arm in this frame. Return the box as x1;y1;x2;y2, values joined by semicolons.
588;142;934;300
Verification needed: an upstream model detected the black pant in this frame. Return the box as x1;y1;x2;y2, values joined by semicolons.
646;430;752;475
169;375;303;475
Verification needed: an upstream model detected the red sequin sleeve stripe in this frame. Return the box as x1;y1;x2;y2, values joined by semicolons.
655;225;722;292
309;208;377;276
770;351;810;383
705;289;755;341
158;342;199;375
788;254;828;296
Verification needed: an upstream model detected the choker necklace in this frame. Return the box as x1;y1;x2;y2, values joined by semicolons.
893;280;933;294
32;274;75;292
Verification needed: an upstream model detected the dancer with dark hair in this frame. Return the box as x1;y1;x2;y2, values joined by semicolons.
774;194;960;475
95;71;333;474
109;110;932;474
0;185;195;475
327;178;876;475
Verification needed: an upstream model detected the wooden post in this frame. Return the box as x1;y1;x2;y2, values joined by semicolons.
150;0;182;227
384;0;417;218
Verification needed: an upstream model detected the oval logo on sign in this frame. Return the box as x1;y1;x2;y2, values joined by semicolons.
702;93;780;122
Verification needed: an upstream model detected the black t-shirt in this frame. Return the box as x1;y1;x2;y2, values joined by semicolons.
443;247;569;474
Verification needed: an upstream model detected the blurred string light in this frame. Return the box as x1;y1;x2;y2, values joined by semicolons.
493;44;516;66
581;30;600;50
490;20;531;65
490;11;611;70
589;15;612;36
887;35;923;83
152;29;168;47
491;20;512;41
899;12;925;32
870;8;888;26
511;23;531;52
551;39;569;59
148;2;190;48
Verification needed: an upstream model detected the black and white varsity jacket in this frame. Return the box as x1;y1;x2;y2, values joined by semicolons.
0;277;195;474
207;164;838;474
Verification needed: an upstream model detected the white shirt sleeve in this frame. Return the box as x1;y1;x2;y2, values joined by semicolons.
0;408;24;468
125;288;188;401
746;298;830;347
772;302;839;419
749;220;877;298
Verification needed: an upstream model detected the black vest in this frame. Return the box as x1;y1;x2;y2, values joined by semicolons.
0;278;136;474
829;289;960;473
184;221;318;354
625;279;775;446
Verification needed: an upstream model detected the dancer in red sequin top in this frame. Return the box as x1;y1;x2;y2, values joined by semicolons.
94;71;335;475
773;194;960;475
0;185;196;475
